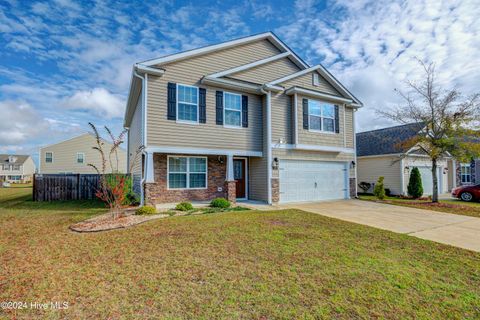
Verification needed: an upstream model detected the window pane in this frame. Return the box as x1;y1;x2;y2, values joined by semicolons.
189;173;206;188
309;100;321;116
309;115;321;130
178;85;197;104
169;173;187;188
189;158;206;173
323;118;335;132
225;93;241;111
322;104;334;118
169;157;187;172
178;103;197;121
225;109;241;126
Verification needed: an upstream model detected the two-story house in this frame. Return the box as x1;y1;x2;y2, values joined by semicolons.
124;32;362;206
39;133;127;174
0;154;36;183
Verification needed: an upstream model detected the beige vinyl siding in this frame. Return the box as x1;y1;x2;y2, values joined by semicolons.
281;71;340;96
228;58;300;84
294;95;354;148
357;156;402;194
147;77;263;152
249;95;268;201
155;39;281;76
271;91;294;144
22;157;36;177
40;134;127;174
128;95;143;194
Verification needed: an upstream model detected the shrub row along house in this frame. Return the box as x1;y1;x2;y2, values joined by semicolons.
124;32;363;206
0;155;36;183
356;123;456;195
39;133;127;174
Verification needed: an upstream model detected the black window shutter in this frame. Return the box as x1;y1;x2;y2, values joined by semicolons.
199;88;206;123
302;98;309;129
167;82;176;120
216;91;223;125
242;95;248;128
334;105;340;133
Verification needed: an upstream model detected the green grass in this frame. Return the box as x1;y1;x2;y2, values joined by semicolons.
1;188;480;319
359;194;480;218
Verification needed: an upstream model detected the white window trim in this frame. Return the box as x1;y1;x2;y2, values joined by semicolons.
307;99;336;134
76;152;85;164
460;163;472;184
176;83;199;124
167;155;208;190
45;152;53;163
223;91;243;129
312;73;320;86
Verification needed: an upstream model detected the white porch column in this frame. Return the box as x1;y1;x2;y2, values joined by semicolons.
145;152;155;183
226;154;234;181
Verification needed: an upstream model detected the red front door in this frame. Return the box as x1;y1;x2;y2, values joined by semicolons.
233;159;246;199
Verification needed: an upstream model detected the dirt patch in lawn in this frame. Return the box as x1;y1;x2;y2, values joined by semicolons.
70;212;169;232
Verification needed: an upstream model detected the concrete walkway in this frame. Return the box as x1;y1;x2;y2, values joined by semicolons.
282;200;480;252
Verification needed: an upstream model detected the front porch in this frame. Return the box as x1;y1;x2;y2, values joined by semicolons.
143;151;261;206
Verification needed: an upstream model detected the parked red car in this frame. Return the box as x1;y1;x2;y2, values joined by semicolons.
452;185;480;202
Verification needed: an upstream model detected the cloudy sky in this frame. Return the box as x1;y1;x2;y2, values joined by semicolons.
1;0;479;163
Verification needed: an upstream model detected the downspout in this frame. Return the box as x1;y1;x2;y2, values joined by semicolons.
353;108;358;197
261;85;272;204
133;69;147;206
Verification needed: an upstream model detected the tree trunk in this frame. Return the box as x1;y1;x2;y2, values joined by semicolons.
432;158;438;203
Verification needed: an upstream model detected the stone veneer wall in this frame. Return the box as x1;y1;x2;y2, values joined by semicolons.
349;177;357;198
145;154;227;205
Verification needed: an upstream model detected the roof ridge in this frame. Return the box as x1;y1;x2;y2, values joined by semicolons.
357;122;423;135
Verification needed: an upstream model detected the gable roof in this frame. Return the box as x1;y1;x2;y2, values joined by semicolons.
356;123;425;157
39;133;126;151
0;154;30;165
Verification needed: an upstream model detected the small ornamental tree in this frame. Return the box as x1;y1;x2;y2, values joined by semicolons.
373;176;386;200
407;167;423;199
88;123;143;219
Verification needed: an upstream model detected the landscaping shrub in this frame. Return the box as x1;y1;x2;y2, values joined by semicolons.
210;197;231;208
373;176;386;200
135;206;156;215
407;167;424;199
358;182;372;193
385;188;391;196
176;202;194;211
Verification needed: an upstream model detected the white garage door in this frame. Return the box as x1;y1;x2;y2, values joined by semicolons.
279;160;348;203
417;167;443;195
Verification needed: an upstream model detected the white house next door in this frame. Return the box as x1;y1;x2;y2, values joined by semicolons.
279;160;348;203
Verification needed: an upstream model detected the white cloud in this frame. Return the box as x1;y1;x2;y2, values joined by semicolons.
63;88;125;119
278;0;480;131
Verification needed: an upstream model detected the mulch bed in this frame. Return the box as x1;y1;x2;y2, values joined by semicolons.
70;211;169;232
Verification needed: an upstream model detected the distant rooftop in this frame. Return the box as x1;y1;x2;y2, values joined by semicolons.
0;154;30;165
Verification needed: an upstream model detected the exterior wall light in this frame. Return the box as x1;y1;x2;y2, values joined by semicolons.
272;157;279;170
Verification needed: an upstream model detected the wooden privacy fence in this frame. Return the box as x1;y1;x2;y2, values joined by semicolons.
33;174;125;201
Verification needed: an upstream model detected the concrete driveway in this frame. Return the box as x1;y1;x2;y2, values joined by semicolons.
282;200;480;252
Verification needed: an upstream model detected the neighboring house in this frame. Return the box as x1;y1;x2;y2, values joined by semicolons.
39;133;127;174
356;123;454;195
124;32;362;206
0;154;36;183
455;159;480;187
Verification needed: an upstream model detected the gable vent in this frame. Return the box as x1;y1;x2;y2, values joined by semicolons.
312;73;320;86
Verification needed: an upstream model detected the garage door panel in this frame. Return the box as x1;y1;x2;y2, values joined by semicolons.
279;160;348;203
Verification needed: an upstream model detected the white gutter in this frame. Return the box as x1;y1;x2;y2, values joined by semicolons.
133;70;147;206
135;64;165;76
285;87;353;105
353;109;358;197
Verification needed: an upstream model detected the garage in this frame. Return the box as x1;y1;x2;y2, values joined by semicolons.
417;166;443;195
279;160;349;203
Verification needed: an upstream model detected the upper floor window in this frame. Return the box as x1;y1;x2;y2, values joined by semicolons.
224;92;242;127
461;163;471;183
3;164;10;171
12;165;20;170
77;153;85;164
168;156;207;189
308;100;335;133
45;152;53;163
177;84;198;123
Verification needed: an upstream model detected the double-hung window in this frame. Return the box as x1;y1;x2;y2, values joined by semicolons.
168;156;207;189
12;165;20;170
77;153;85;164
461;163;472;183
45;152;53;163
177;84;198;123
224;92;242;127
308;100;335;132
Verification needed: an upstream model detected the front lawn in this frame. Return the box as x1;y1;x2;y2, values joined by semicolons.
1;188;480;319
359;194;480;218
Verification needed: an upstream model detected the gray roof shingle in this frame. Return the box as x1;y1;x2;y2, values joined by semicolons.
356;123;424;157
0;154;30;165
